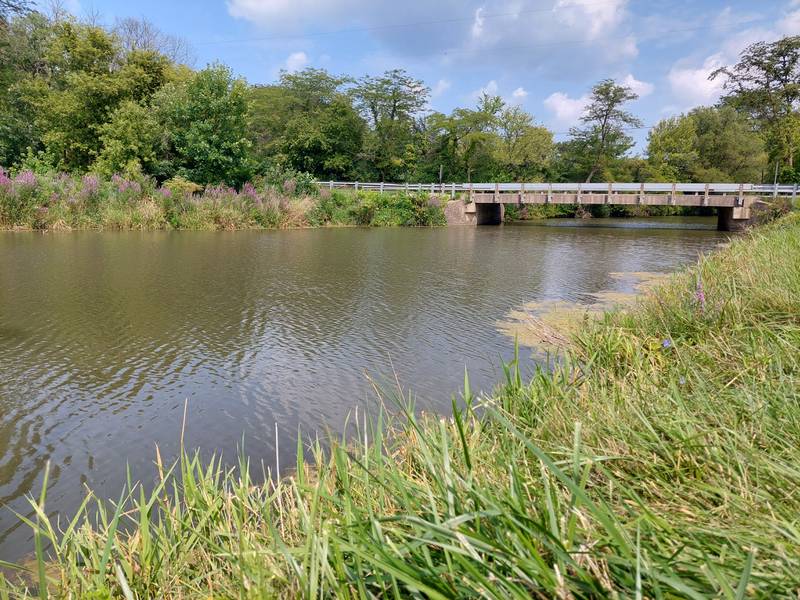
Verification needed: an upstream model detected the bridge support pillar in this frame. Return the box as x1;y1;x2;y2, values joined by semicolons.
717;206;752;231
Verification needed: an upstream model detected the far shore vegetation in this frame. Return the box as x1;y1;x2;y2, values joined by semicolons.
2;213;799;598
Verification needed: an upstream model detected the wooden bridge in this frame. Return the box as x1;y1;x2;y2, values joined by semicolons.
321;181;797;231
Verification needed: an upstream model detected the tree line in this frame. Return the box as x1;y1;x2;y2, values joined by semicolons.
2;4;799;188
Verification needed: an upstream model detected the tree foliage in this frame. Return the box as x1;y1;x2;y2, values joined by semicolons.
713;36;800;171
0;8;795;188
567;79;643;182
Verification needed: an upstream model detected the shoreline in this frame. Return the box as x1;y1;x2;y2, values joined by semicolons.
2;214;799;597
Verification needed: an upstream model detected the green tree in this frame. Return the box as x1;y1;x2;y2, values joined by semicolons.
247;68;364;179
494;106;553;181
93;100;161;176
568;79;642;182
353;69;429;181
645;115;698;181
156;63;252;185
0;0;32;20
0;11;53;165
712;36;800;172
690;106;766;182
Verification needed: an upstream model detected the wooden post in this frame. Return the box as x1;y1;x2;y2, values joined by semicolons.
380;181;384;193
670;182;677;206
577;184;582;205
405;182;409;193
355;181;359;191
520;182;525;204
606;182;612;204
469;182;473;203
451;182;456;199
494;182;499;203
547;183;552;204
793;184;798;204
738;183;744;207
703;183;709;207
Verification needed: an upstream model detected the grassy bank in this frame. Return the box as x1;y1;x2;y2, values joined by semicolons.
0;169;446;231
2;215;800;598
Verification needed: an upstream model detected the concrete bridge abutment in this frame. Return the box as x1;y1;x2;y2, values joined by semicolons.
444;200;504;225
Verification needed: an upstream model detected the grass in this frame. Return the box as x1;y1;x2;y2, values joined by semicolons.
2;214;800;598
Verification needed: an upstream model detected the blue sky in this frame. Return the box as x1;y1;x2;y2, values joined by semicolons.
45;0;800;149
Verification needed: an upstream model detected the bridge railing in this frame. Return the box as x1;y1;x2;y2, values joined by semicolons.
318;181;799;197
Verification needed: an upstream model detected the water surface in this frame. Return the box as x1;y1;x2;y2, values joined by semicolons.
0;218;727;558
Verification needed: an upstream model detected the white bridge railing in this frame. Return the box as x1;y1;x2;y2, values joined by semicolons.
319;181;799;197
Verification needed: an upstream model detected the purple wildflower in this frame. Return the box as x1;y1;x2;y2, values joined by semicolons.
695;275;706;315
662;339;672;349
82;174;100;196
159;187;172;198
0;167;11;187
241;182;258;201
14;170;37;187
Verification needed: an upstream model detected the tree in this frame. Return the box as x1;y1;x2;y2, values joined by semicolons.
645;116;698;181
568;79;642;182
155;64;252;185
494;106;552;181
0;0;32;21
93;100;160;176
712;36;800;171
353;69;429;181
690;106;766;182
645;107;766;183
113;17;192;65
247;68;364;178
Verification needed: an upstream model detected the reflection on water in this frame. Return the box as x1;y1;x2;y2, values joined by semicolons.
0;218;728;558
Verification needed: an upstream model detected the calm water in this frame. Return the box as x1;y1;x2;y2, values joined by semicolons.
0;218;727;558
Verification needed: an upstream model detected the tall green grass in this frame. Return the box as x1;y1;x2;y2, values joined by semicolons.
3;214;800;598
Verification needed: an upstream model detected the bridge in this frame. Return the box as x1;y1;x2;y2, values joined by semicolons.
321;181;798;231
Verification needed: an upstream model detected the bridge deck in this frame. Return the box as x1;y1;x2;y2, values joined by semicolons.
469;192;745;208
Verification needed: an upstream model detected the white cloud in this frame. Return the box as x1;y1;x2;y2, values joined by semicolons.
471;7;485;38
431;79;452;98
778;6;800;34
554;0;629;40
227;0;638;74
284;51;309;72
544;92;590;126
621;74;654;98
511;87;528;101
667;53;727;109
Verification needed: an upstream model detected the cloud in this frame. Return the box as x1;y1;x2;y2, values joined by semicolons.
511;87;529;102
227;0;637;74
621;74;654;98
554;0;629;39
431;79;452;98
284;51;309;72
667;53;726;109
471;7;485;38
544;92;589;126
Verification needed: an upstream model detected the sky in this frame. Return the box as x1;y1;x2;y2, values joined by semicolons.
42;0;800;149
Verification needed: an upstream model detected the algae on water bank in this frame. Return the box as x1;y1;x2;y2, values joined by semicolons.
497;270;670;352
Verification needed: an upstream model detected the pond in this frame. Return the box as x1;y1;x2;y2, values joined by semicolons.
0;218;728;558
